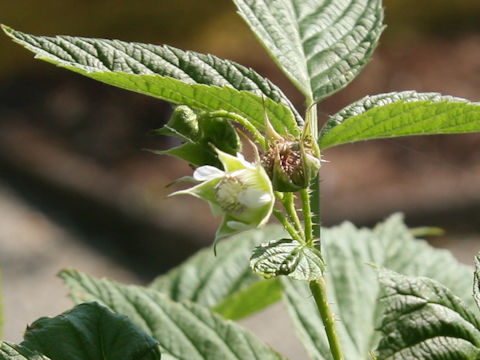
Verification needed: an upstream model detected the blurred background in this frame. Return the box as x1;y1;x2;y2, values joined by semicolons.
1;0;479;357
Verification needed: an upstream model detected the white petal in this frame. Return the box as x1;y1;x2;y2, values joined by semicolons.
238;189;272;208
193;166;224;181
226;220;251;231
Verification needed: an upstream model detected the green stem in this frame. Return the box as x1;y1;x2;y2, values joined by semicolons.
310;278;344;360
306;104;321;241
310;176;321;240
199;110;266;149
300;189;313;245
273;209;303;244
281;192;304;239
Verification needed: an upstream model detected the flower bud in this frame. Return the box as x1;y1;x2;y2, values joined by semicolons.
261;139;321;192
166;105;200;140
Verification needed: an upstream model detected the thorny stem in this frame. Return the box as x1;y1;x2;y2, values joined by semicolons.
306;104;321;241
199;110;266;149
310;278;344;360
281;192;304;240
306;103;343;360
272;208;303;244
299;188;313;245
311;176;321;240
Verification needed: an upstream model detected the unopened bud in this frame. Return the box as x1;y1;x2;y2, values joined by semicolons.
166;105;199;140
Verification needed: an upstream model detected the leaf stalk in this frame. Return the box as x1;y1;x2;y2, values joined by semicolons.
200;110;266;149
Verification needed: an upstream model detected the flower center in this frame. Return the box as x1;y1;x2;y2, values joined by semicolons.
214;175;246;213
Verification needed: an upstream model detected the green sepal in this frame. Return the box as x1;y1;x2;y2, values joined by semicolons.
152;107;242;168
148;143;219;168
170;177;221;205
271;154;302;192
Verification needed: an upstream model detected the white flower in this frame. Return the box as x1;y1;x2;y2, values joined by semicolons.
171;148;274;241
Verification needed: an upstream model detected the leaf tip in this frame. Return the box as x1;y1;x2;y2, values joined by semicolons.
1;24;14;37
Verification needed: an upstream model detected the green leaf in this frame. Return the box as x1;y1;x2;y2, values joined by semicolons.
0;342;51;360
319;91;480;149
282;214;476;360
376;269;480;360
21;302;160;360
2;26;301;135
233;0;384;102
474;254;480;312
212;278;283;320
250;238;324;281
59;270;288;360
150;226;286;319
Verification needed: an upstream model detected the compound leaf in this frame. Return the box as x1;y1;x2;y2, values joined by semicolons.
376;269;480;360
59;270;287;360
233;0;384;102
319;91;480;149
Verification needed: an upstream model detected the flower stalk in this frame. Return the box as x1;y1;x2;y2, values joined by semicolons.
272;208;303;243
280;192;304;239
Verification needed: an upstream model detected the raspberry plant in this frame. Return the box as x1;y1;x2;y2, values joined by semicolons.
2;0;480;359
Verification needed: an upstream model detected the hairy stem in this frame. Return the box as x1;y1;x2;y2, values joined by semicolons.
199;110;266;149
310;176;321;240
273;209;303;244
306;104;321;241
300;189;313;245
306;103;340;358
281;192;304;240
310;279;344;360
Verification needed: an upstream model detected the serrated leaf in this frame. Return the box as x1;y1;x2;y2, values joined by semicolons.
474;254;480;312
233;0;384;102
376;269;480;360
319;91;480;149
59;270;288;360
21;302;160;360
282;214;476;360
250;238;324;281
0;342;51;360
150;226;286;320
2;26;301;136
